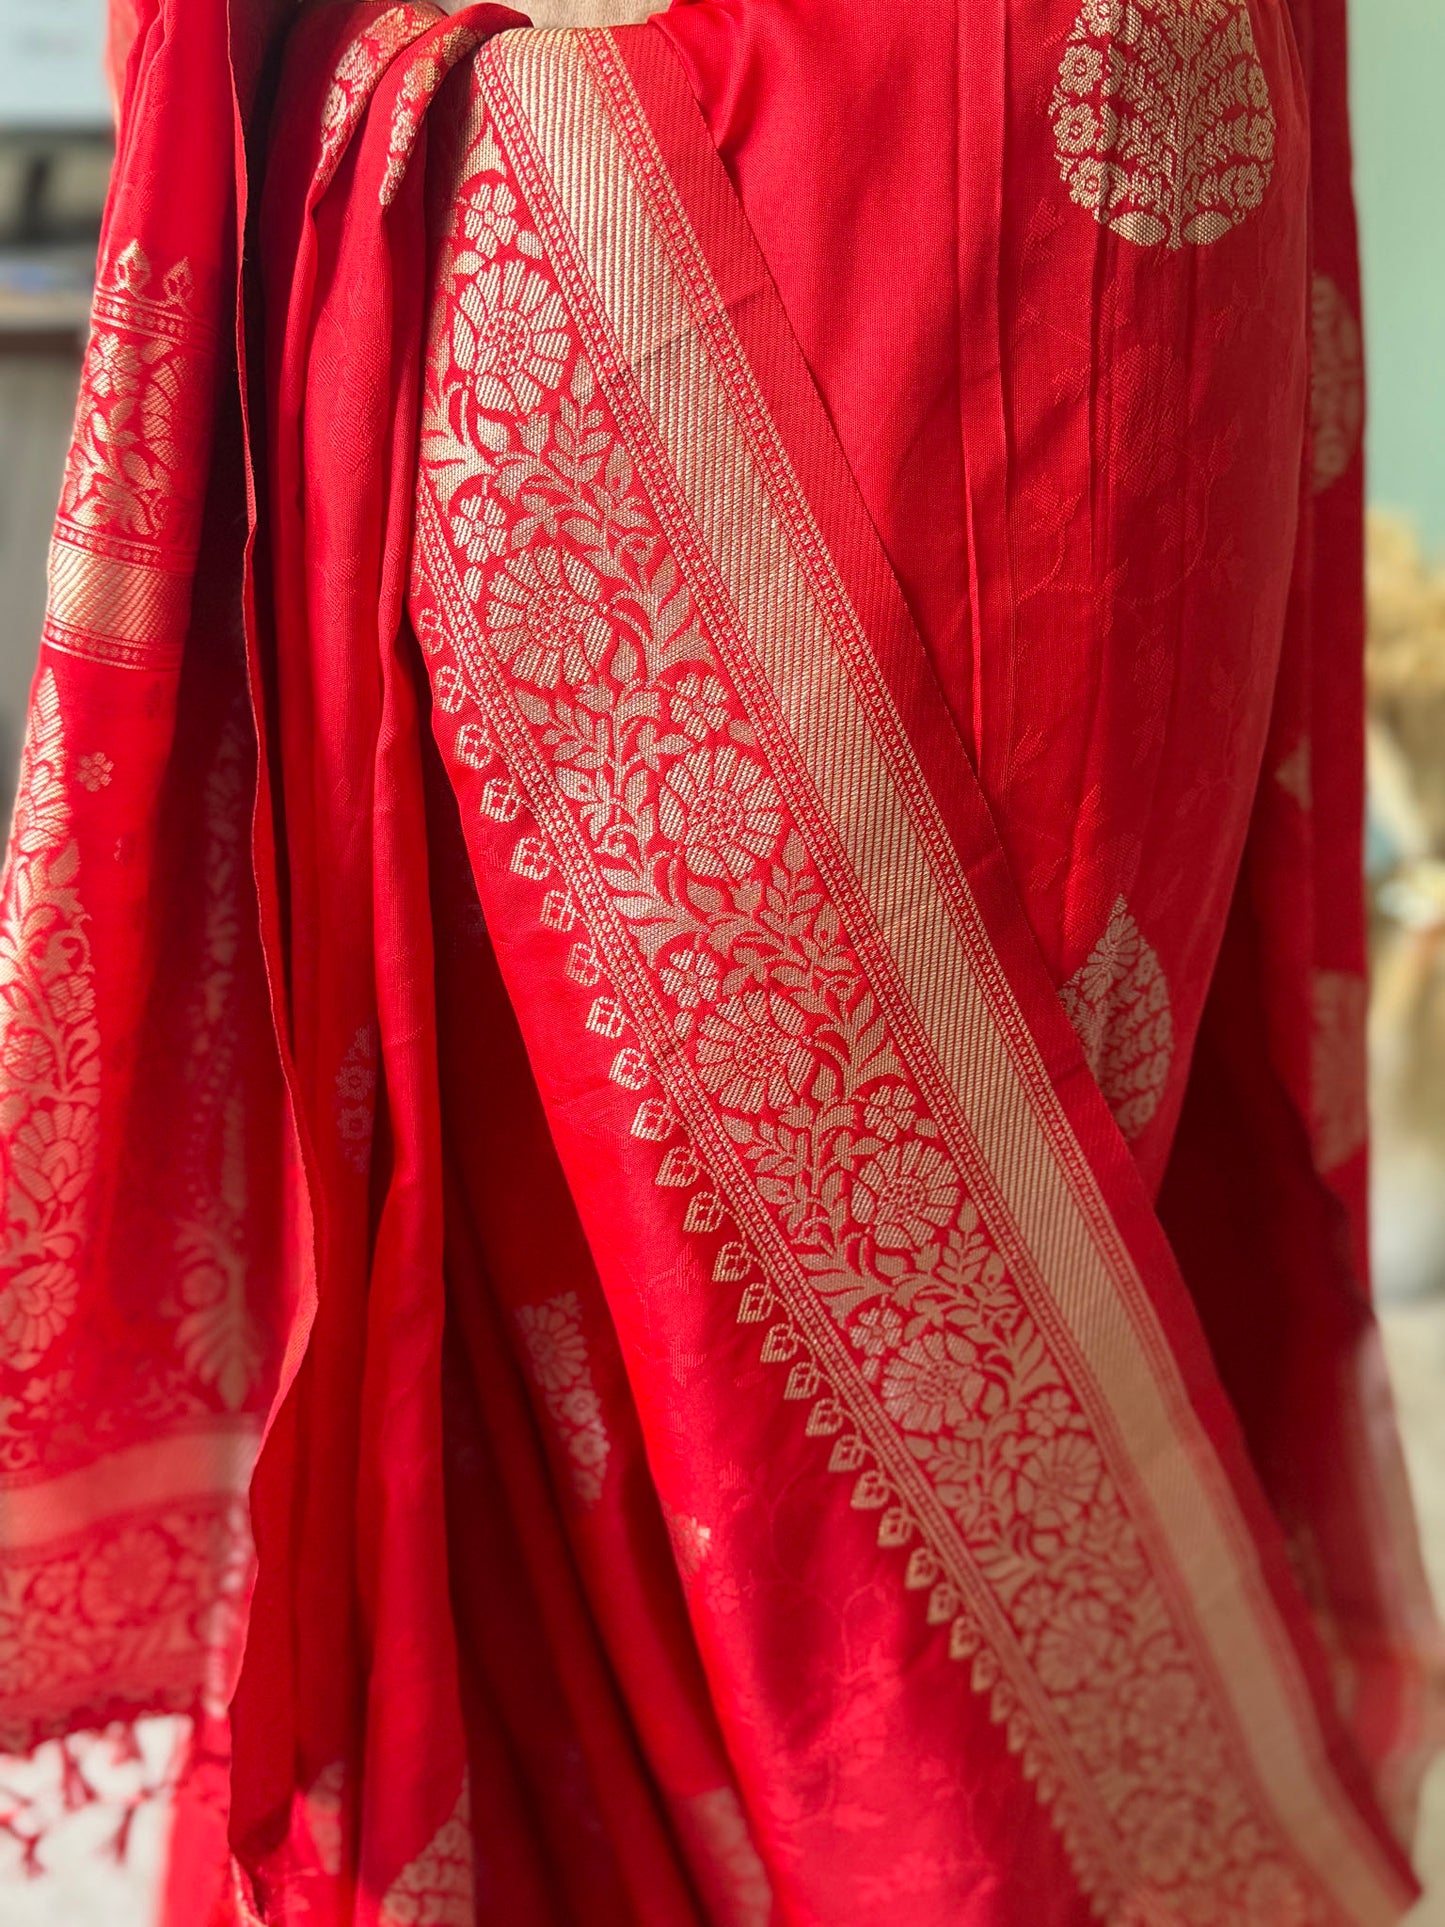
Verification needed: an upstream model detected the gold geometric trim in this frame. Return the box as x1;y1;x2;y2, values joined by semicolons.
44;535;192;670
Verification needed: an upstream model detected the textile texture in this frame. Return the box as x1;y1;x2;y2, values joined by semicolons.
0;1;1436;1923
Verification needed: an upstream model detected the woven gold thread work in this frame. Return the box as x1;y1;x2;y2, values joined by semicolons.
403;45;1401;1920
45;241;215;669
1050;0;1276;249
0;670;99;1372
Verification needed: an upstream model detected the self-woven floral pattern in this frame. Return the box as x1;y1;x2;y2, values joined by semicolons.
1050;0;1276;249
172;720;262;1413
1311;970;1368;1175
1060;897;1174;1140
59;244;207;552
0;670;99;1374
317;5;436;182
1310;272;1364;496
378;1778;474;1927
0;1500;240;1750
514;1292;611;1505
334;1022;379;1175
43;240;218;670
410;70;1328;1923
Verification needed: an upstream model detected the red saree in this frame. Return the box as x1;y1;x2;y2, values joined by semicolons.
0;2;1437;1922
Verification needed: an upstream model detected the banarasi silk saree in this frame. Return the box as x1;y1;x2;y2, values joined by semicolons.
0;0;1440;1922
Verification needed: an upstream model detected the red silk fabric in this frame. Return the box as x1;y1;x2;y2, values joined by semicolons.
0;2;1435;1923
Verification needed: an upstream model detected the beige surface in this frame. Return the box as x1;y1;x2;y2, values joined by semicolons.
524;1;661;23
1384;1298;1445;1924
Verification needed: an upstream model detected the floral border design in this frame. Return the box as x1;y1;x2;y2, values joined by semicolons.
44;242;217;671
0;1497;242;1751
0;670;99;1375
404;56;1347;1923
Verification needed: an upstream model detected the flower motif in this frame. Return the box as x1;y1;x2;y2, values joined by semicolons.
661;945;719;1009
27;1555;81;1617
852;1141;959;1250
560;1387;607;1465
695;991;811;1113
451;492;507;562
486;547;613;689
664;1509;713;1581
1119;1666;1200;1748
84;330;134;401
924;1430;990;1521
2;1027;52;1084
1065;156;1113;217
335;1061;376;1105
1055;101;1101;155
1033;1593;1118;1694
453;259;570;413
657;746;782;881
1059;1687;1129;1781
76;752;114;792
852;1304;903;1357
462;180;518;259
48;974;94;1027
1059;44;1103;92
77;1525;174;1627
1117;1785;1200;1888
515;1292;610;1504
1014;1431;1102;1531
1244;115;1274;161
1009;1577;1057;1639
515;1295;589;1392
0;1258;79;1362
11;1106;94;1208
863;1083;917;1141
880;1332;985;1434
1229;163;1266;211
669;672;731;738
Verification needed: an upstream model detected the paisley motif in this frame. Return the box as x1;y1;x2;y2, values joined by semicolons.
1051;0;1276;249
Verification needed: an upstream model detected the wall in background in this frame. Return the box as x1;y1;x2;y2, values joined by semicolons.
1352;0;1445;551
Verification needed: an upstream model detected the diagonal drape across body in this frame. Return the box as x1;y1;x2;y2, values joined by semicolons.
0;2;1436;1923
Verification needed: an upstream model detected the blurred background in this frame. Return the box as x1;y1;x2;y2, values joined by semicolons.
0;0;1441;1919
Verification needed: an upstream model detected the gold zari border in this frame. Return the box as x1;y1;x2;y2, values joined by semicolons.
411;29;1408;1925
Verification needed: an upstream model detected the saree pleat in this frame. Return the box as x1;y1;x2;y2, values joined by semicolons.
0;2;1436;1923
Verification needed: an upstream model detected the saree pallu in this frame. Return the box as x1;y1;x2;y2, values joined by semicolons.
0;1;1438;1922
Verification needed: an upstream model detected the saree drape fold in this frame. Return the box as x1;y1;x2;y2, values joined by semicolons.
0;1;1438;1922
